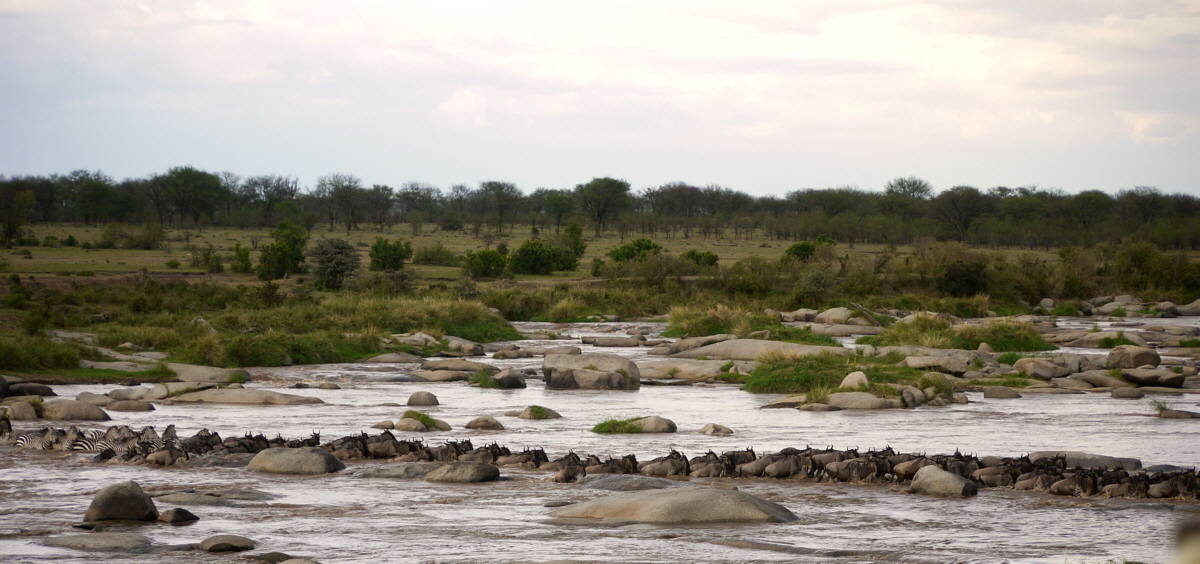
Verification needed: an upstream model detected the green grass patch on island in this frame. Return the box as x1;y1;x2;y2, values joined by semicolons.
591;417;646;434
663;305;838;346
526;405;551;419
1180;338;1200;348
469;370;500;388
740;351;922;396
856;317;1054;352
402;410;437;428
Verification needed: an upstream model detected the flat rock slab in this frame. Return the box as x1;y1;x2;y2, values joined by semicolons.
669;340;847;361
172;388;323;405
79;360;160;372
409;370;469;382
581;475;683;491
168;363;249;383
827;392;895;410
1030;451;1141;471
42;399;111;421
550;488;798;524
200;534;256;552
358;462;444;479
362;352;425;363
43;533;151;551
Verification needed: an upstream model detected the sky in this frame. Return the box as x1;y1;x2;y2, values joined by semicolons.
1;0;1198;196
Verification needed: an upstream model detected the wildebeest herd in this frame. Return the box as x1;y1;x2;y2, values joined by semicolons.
5;423;1198;500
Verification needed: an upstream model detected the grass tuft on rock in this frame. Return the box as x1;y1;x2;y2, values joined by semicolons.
591;417;646;434
857;318;1055;352
402;410;437;428
1097;332;1139;348
663;305;837;346
741;351;921;395
526;405;551;419
1180;338;1200;348
469;370;500;388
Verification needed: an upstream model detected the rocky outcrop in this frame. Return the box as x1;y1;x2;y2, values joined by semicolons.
1065;331;1148;348
1107;345;1160;369
900;356;969;375
84;481;159;522
826;392;894;410
1070;370;1131;388
549;488;798;524
42;399;111;421
543;353;640;390
172;389;324;405
545;368;638;390
664;334;737;355
247;447;346;475
637;359;736;379
1121;369;1185;388
43;533;151;551
1013;358;1071;380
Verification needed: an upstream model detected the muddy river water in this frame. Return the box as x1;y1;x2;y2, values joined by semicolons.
2;320;1199;563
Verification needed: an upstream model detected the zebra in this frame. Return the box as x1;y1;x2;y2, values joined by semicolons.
71;425;136;452
53;426;81;451
15;427;60;450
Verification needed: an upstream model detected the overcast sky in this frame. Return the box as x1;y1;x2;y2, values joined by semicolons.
2;0;1198;196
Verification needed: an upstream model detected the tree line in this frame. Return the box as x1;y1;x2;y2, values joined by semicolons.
2;168;1198;250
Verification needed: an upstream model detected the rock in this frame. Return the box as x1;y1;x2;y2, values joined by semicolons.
145;382;213;400
814;307;853;324
583;336;645;347
1071;370;1132;388
465;415;505;430
425;461;500;483
492;368;527;389
7;400;37;420
371;420;394;429
637;359;732;379
42;399;110;421
248;447;346;475
666;334;738;355
1111;387;1144;399
107;386;150;401
977;342;994;353
407;391;439;406
1065;331;1148;348
106;400;155;412
420;359;495;373
544;353;640;386
84;481;159;522
250;552;297;564
167;363;249;383
762;395;805;408
317;382;340;390
909;465;978;497
839;371;868;390
546;368;636;390
1121;369;1185;388
901;386;926;407
1039;298;1056;309
1107;345;1160;369
582;475;683;491
826;391;892;409
1160;409;1200;418
799;403;842;411
76;392;112;406
393;418;428;432
519;406;562;419
157;508;199;523
901;356;969;375
983;386;1022;399
1029;451;1141;470
790;308;819;322
172;388;323;405
200;534;256;552
10;383;55;396
362;352;426;363
699;423;732;435
671;340;848;361
409;370;468;382
43;533;151;551
630;416;676;433
542;345;581;355
358;461;443;479
1051;378;1093;390
1014;358;1070;380
393;332;440;347
549;488;798;524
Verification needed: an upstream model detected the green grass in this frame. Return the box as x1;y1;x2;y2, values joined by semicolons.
469;370;500;388
402;410;437;428
0;333;84;372
662;304;838;345
15;365;177;384
739;351;921;395
996;352;1034;365
1051;302;1081;316
526;405;551;419
591;417;646;434
1149;399;1170;415
1179;338;1200;348
1097;332;1139;348
1111;307;1127;317
971;376;1037;388
856;317;1055;352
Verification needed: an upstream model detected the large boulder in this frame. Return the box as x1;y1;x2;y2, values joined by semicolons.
983;386;1022;399
670;340;847;361
407;391;438;406
492;368;527;389
167;363;249;383
1121;369;1186;388
248;447;346;475
814;307;854;324
544;353;640;389
1107;345;1160;369
1070;370;1132;388
106;400;155;412
43;533;151;551
358;462;442;479
665;334;737;355
362;352;425;364
172;388;323;405
629;416;676;433
909;465;978;498
107;386;150;401
1111;387;1144;399
546;368;637;390
637;359;731;379
465;415;505;430
549;488;798;524
84;481;159;522
200;534;256;552
145;382;214;400
1029;451;1141;471
826;392;893;410
7;400;37;420
1013;358;1070;381
420;359;495;373
425;462;500;483
839;371;869;390
582;475;682;491
393;418;428;432
42;399;111;421
1065;331;1148;348
900;356;969;376
10;383;55;396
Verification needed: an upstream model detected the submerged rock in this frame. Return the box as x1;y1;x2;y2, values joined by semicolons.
247;447;346;475
43;533;151;551
550;488;798;524
425;462;500;483
171;388;323;406
200;534;256;552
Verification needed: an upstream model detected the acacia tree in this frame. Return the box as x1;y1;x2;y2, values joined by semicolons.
542;189;575;234
156;166;224;227
479;181;522;234
575;177;630;236
930;186;991;241
884;177;933;200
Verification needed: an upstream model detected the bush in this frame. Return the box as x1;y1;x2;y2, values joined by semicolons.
412;242;458;266
526;405;552;419
368;237;414;271
439;214;464;231
165;259;181;269
310;238;361;290
608;238;662;262
560;221;587;258
257;221;308;280
1181;338;1200;348
508;240;559;275
63;235;77;247
591;257;605;276
937;257;989;298
464;249;506;278
1097;332;1139;348
0;334;81;371
230;242;253;273
192;243;224;273
682;249;719;267
782;241;816;263
98;222;164;250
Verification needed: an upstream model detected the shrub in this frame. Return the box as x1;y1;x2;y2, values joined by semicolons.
439;214;464;231
464;249;506;278
165;259;181;269
546;297;589;322
591;257;605;276
782;241;816;263
508;240;558;275
0;334;81;371
682;249;719;267
192;243;224;273
1111;307;1127;317
937;257;989;298
257;221;308;280
368;237;414;271
63;235;77;247
310;238;361;290
412;242;458;266
591;417;645;434
402;410;437;428
608;238;662;262
230;242;253;273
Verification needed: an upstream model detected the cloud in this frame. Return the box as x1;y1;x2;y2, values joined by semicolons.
437;87;489;129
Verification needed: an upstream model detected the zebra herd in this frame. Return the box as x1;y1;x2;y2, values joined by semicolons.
10;424;179;461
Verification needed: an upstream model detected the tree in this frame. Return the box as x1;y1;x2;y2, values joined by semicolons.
884;177;933;200
245;175;300;227
464;249;506;278
309;238;360;290
508;239;559;275
930;186;991;241
256;221;308;280
368;237;413;270
479;181;522;234
156;166;224;226
560;221;586;259
608;238;662;262
0;180;36;245
575;177;631;236
316;173;366;233
59;170;116;225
